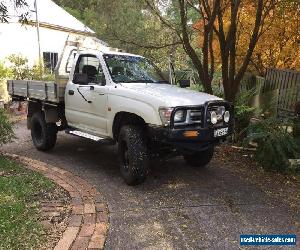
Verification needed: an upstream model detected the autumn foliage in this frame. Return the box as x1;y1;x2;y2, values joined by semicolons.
248;1;300;74
194;0;300;76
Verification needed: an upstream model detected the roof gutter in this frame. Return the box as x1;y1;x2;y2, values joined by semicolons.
27;20;96;37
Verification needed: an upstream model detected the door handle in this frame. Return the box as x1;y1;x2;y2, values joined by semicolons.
90;86;94;90
68;90;75;95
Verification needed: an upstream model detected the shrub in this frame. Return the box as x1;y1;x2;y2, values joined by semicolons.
189;83;204;92
0;62;11;102
234;88;257;138
7;54;31;80
0;61;11;80
0;108;14;146
187;73;224;98
7;54;54;81
30;63;55;81
244;117;300;172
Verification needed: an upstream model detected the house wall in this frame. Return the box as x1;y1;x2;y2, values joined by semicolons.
0;22;81;66
0;22;96;102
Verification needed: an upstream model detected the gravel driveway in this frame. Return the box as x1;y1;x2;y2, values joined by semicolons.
2;120;299;249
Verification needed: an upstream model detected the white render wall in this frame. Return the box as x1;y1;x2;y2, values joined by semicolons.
0;22;75;66
0;23;95;102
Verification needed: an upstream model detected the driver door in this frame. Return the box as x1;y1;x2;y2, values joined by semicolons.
65;54;108;136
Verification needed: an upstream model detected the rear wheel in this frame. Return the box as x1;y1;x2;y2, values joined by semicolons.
183;147;214;168
31;112;57;151
118;125;150;185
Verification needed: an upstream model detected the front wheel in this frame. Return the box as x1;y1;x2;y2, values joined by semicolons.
183;147;214;168
31;112;57;151
118;125;150;185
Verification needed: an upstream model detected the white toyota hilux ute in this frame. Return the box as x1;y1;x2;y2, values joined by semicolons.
8;44;234;185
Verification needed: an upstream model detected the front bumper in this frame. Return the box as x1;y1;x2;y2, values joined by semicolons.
149;124;233;151
149;100;234;151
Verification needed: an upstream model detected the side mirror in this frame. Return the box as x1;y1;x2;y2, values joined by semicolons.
101;75;106;86
73;73;88;85
95;73;106;86
179;79;190;88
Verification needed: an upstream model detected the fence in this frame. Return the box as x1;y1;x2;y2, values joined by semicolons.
241;68;300;118
267;68;300;118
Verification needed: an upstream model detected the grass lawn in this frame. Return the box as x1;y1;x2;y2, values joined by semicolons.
0;156;54;249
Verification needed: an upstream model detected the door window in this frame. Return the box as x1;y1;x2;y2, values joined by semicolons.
74;55;106;85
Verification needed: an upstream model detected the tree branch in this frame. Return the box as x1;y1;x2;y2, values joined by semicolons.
186;0;201;13
201;0;220;84
234;0;264;87
228;0;241;86
144;0;182;40
110;32;182;49
209;29;215;80
178;0;212;92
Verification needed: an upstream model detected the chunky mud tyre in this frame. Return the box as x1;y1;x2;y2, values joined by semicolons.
183;147;214;168
118;125;150;185
31;112;57;151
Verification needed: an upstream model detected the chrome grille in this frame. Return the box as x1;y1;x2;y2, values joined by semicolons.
189;110;202;123
172;107;203;127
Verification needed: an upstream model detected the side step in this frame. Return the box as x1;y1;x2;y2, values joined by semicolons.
66;129;115;144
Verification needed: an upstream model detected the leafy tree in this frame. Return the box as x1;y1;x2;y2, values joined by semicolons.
243;0;300;75
196;0;300;76
144;0;280;102
64;0;280;101
54;0;188;69
0;0;29;23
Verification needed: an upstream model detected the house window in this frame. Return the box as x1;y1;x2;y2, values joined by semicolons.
43;52;58;72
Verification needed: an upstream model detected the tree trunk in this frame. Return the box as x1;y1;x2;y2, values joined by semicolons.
224;84;237;103
202;71;213;94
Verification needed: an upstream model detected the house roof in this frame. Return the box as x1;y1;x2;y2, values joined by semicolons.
4;0;95;34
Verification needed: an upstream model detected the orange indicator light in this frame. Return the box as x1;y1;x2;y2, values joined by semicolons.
183;131;199;137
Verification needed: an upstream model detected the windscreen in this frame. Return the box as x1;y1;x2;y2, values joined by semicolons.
103;54;169;84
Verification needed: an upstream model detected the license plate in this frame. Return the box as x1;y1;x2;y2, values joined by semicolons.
214;127;228;137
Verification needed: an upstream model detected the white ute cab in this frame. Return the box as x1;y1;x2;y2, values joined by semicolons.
8;39;234;185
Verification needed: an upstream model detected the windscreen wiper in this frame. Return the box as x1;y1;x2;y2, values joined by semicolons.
126;80;155;83
154;80;170;84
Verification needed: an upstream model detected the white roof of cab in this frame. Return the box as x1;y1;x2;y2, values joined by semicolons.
100;49;143;58
4;0;95;34
78;48;143;58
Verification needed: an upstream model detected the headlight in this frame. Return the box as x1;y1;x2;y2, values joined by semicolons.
211;111;218;124
159;107;173;126
224;111;230;123
174;110;186;123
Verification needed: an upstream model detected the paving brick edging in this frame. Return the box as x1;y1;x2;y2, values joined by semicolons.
3;153;109;250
